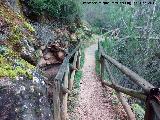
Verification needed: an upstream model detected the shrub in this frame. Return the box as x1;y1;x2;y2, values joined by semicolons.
28;0;80;23
132;104;145;120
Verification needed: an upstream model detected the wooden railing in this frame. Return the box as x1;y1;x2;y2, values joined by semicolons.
98;40;160;120
51;43;81;120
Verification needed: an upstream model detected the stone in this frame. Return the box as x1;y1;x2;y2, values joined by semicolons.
57;51;65;60
40;45;46;50
38;58;46;67
39;50;43;57
44;52;53;60
70;33;77;41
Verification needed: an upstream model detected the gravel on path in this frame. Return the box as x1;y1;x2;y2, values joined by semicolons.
74;44;116;120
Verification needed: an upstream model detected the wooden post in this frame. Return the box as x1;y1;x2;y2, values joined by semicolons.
98;41;102;78
117;92;136;120
61;64;69;120
100;56;104;81
68;52;78;90
77;49;81;69
150;100;160;120
70;64;78;71
53;79;61;120
104;58;136;120
52;43;81;120
98;41;101;59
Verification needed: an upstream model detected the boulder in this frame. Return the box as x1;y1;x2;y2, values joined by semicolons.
38;58;46;67
0;70;54;120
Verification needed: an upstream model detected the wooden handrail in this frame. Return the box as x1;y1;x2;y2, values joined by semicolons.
52;42;81;120
100;56;136;120
99;43;154;93
102;80;146;100
68;51;78;90
98;41;160;120
102;56;146;100
54;43;81;82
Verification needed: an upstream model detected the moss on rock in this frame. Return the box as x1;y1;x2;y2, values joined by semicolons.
0;4;37;79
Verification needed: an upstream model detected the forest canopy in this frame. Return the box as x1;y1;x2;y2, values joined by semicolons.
28;0;80;22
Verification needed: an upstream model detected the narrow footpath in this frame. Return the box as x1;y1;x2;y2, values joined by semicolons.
74;43;116;120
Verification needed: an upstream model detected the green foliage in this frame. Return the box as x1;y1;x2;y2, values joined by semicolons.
111;91;119;105
74;70;82;89
29;0;46;15
0;46;34;79
96;1;160;87
132;104;145;120
95;50;100;75
102;37;160;84
23;22;35;33
29;0;80;22
74;47;85;89
101;38;115;55
92;27;101;34
10;25;23;44
80;47;85;68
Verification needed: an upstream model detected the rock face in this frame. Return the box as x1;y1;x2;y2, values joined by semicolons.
0;2;54;120
34;25;70;67
1;0;21;13
38;43;66;67
20;38;38;66
0;70;53;120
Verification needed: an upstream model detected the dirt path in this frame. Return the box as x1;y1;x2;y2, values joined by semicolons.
74;43;116;120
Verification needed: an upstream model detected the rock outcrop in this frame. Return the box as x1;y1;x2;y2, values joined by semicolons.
0;71;53;120
0;2;54;119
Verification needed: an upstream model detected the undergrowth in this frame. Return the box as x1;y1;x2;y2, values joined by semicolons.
73;46;85;89
95;50;100;75
131;104;145;120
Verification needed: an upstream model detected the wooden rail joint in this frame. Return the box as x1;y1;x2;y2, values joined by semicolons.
100;55;104;62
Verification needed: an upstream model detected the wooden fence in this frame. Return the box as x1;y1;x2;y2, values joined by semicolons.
98;40;160;120
51;43;81;120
